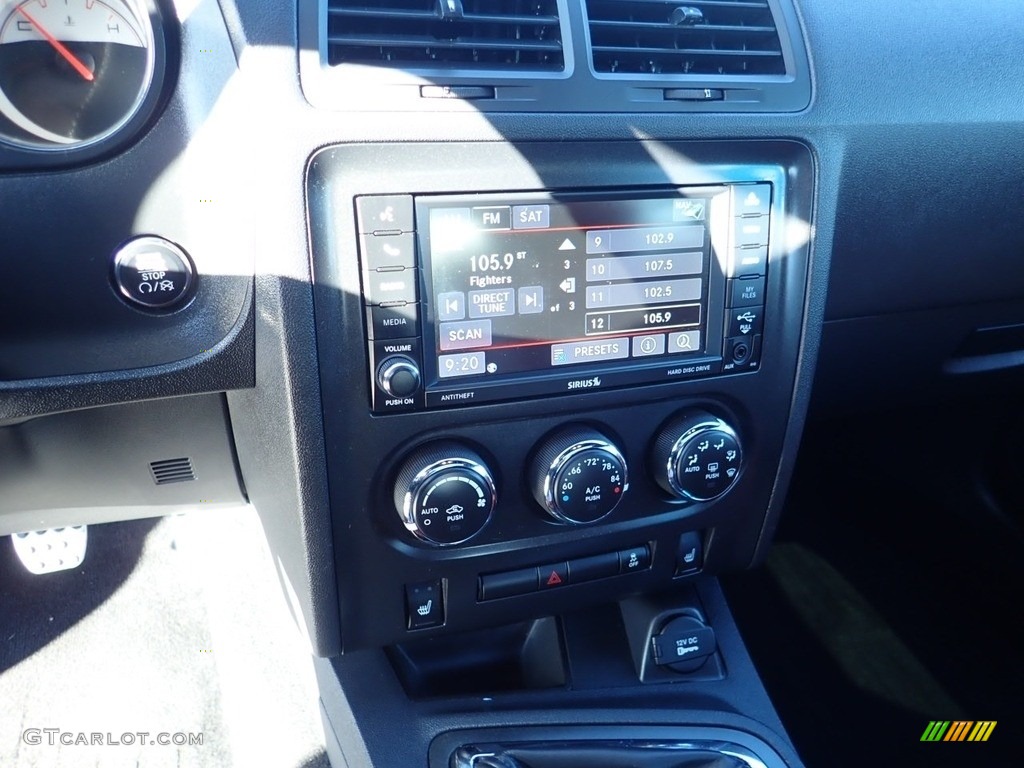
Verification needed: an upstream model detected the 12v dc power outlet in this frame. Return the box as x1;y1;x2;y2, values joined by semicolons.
112;236;195;310
650;614;717;673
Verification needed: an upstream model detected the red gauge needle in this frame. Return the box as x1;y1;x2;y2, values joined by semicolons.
15;5;94;82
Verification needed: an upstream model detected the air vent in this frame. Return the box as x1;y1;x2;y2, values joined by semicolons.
586;0;785;76
150;457;196;485
327;0;564;71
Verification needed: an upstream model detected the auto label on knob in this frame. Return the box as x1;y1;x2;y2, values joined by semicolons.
412;471;491;543
652;412;743;503
674;430;741;500
396;448;497;546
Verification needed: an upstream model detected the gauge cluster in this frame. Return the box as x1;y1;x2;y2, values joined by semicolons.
0;0;168;163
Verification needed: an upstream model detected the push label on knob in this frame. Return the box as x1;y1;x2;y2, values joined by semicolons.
529;427;629;526
412;470;492;546
371;339;422;411
394;445;497;546
652;411;743;503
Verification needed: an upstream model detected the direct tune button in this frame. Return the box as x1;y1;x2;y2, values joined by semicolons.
394;443;496;546
652;411;743;503
112;236;194;310
377;356;421;398
529;426;628;525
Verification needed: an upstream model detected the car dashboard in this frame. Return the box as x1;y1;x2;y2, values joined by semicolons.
2;1;1023;767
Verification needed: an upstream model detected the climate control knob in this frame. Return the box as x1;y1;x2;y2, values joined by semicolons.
651;411;743;502
393;443;496;546
529;427;628;525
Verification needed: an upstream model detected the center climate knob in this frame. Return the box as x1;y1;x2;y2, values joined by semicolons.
393;442;497;546
528;426;628;525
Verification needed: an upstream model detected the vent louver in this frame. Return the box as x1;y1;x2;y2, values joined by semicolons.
327;0;564;72
150;457;196;485
586;0;785;76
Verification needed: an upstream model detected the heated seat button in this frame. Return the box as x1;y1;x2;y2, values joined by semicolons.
479;568;539;600
405;580;443;630
675;531;704;576
112;236;194;310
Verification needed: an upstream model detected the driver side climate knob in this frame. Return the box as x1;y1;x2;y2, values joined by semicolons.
393;442;496;546
528;426;628;525
651;411;743;502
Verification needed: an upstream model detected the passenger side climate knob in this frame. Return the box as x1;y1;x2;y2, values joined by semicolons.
528;426;628;525
376;356;421;398
393;442;496;546
651;411;742;502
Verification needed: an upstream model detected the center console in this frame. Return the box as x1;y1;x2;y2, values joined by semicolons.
306;136;812;768
308;139;812;653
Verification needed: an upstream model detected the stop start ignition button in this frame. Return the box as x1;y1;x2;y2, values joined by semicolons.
112;236;195;310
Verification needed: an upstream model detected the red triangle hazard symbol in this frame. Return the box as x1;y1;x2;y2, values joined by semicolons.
546;570;563;586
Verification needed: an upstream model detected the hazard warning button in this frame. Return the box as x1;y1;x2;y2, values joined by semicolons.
539;561;569;590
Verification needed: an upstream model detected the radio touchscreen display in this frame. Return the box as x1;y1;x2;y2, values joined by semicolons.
418;189;729;397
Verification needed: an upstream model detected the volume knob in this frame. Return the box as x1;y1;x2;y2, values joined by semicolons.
528;426;628;525
394;442;496;546
377;356;421;398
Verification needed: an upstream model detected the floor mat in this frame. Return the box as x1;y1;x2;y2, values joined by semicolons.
723;410;1024;768
0;508;329;768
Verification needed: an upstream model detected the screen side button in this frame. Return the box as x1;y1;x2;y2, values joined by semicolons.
730;246;767;277
728;276;766;308
734;184;771;217
367;303;419;340
360;232;415;271
734;216;769;248
364;268;418;305
356;195;414;234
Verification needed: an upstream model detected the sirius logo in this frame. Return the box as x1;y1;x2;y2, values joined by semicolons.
567;377;602;390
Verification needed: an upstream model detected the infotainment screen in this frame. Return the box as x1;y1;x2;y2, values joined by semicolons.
417;188;731;403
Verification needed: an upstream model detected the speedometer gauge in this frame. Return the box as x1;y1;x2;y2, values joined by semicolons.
0;0;157;150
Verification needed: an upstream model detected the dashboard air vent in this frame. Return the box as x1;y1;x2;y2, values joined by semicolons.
586;0;785;76
327;0;564;72
150;457;196;485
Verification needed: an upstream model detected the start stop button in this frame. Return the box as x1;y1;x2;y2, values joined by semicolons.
112;236;195;310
